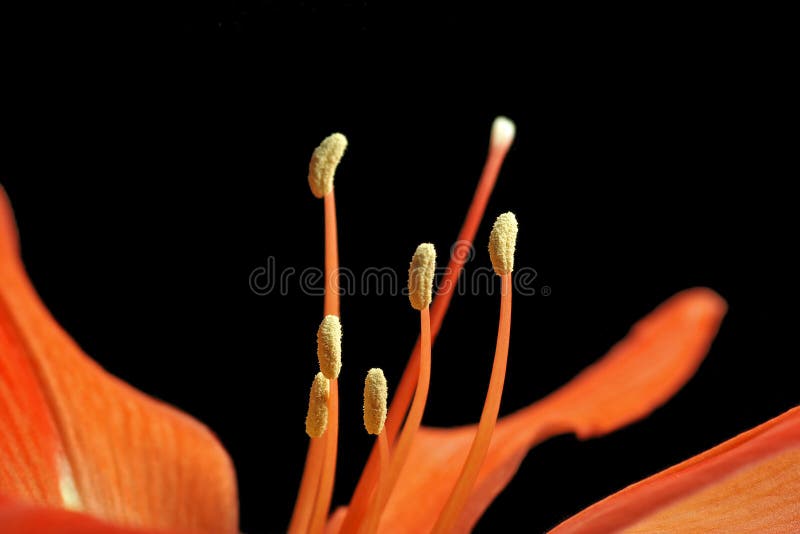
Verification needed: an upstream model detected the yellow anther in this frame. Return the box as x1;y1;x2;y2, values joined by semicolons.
317;315;342;379
488;212;518;275
408;243;436;310
363;368;388;435
305;372;330;438
308;133;348;198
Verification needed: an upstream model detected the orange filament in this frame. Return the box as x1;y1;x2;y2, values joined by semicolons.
359;431;389;534
432;273;513;532
309;380;339;534
287;438;325;533
289;190;342;533
340;120;513;532
358;306;432;531
324;192;340;317
308;191;341;533
339;463;375;533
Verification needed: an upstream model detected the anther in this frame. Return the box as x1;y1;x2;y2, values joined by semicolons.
308;133;348;198
317;315;342;380
363;368;388;435
488;212;518;275
305;372;330;438
408;243;436;310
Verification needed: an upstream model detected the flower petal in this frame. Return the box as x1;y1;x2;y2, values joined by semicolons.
0;496;206;534
0;187;238;533
0;288;68;505
551;406;800;533
371;287;727;533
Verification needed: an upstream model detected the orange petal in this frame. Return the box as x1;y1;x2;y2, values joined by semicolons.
0;187;238;533
0;496;205;534
369;287;727;533
0;285;67;505
551;406;800;533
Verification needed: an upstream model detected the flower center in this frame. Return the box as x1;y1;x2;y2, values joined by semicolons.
289;118;517;534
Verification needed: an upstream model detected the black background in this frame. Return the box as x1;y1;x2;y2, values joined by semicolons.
1;3;794;532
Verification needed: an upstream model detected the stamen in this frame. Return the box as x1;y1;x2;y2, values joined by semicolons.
363;368;388;435
307;135;346;534
356;245;436;530
488;212;518;275
305;373;330;438
341;117;516;534
289;132;345;534
360;369;390;533
408;243;436;311
432;213;517;533
317;315;343;380
308;133;348;198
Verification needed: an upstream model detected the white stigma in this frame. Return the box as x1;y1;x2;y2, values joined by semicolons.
491;116;516;149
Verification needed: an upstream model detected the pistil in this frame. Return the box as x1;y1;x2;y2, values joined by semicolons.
340;117;515;533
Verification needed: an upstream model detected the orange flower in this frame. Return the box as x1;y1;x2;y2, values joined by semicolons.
4;116;787;534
